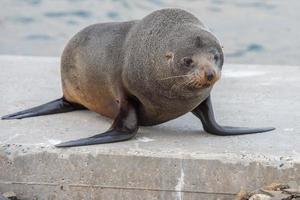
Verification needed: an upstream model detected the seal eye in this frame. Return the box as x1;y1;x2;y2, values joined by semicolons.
183;57;193;67
213;54;219;62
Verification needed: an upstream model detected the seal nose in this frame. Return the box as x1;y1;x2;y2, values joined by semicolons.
205;70;216;81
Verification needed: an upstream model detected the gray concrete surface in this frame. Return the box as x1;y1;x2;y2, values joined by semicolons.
0;55;299;200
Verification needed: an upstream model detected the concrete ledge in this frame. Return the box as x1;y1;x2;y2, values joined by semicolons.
0;55;299;200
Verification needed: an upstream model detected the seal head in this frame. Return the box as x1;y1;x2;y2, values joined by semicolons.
123;9;224;124
162;28;223;93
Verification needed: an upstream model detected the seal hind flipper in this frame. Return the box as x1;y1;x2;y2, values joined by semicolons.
1;98;85;120
192;96;275;135
55;100;139;147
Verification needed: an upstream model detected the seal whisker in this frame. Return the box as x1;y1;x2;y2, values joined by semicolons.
158;74;192;81
188;81;196;88
179;79;191;86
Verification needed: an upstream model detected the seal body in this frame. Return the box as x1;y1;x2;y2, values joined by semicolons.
2;9;274;147
62;9;219;125
61;21;136;121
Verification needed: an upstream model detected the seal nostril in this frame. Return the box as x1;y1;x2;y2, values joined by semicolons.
206;72;215;81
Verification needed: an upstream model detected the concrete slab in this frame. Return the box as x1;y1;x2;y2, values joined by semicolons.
0;55;299;200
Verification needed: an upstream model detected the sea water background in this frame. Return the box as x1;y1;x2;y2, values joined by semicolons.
0;0;298;65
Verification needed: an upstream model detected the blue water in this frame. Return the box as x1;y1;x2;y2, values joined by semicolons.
1;0;299;65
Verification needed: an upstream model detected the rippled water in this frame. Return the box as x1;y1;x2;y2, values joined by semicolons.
1;0;299;65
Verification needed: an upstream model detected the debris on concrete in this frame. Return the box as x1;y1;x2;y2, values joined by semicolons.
1;192;18;200
235;183;300;200
0;194;9;200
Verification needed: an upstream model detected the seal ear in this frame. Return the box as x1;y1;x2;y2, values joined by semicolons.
195;36;203;48
165;52;174;62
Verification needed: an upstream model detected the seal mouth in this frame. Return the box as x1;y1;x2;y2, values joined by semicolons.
186;70;220;89
202;83;212;88
186;81;213;89
157;69;221;93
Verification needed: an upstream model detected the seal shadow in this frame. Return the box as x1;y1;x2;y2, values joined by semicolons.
90;111;210;138
140;123;210;138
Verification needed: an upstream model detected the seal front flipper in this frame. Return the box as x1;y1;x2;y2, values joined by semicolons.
55;100;139;147
1;98;85;120
192;96;275;136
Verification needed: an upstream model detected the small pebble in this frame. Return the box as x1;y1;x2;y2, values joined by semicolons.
249;194;271;200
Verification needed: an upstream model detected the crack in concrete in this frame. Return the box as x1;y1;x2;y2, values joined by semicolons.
0;180;236;196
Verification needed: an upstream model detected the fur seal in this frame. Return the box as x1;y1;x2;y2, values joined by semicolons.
2;9;275;147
